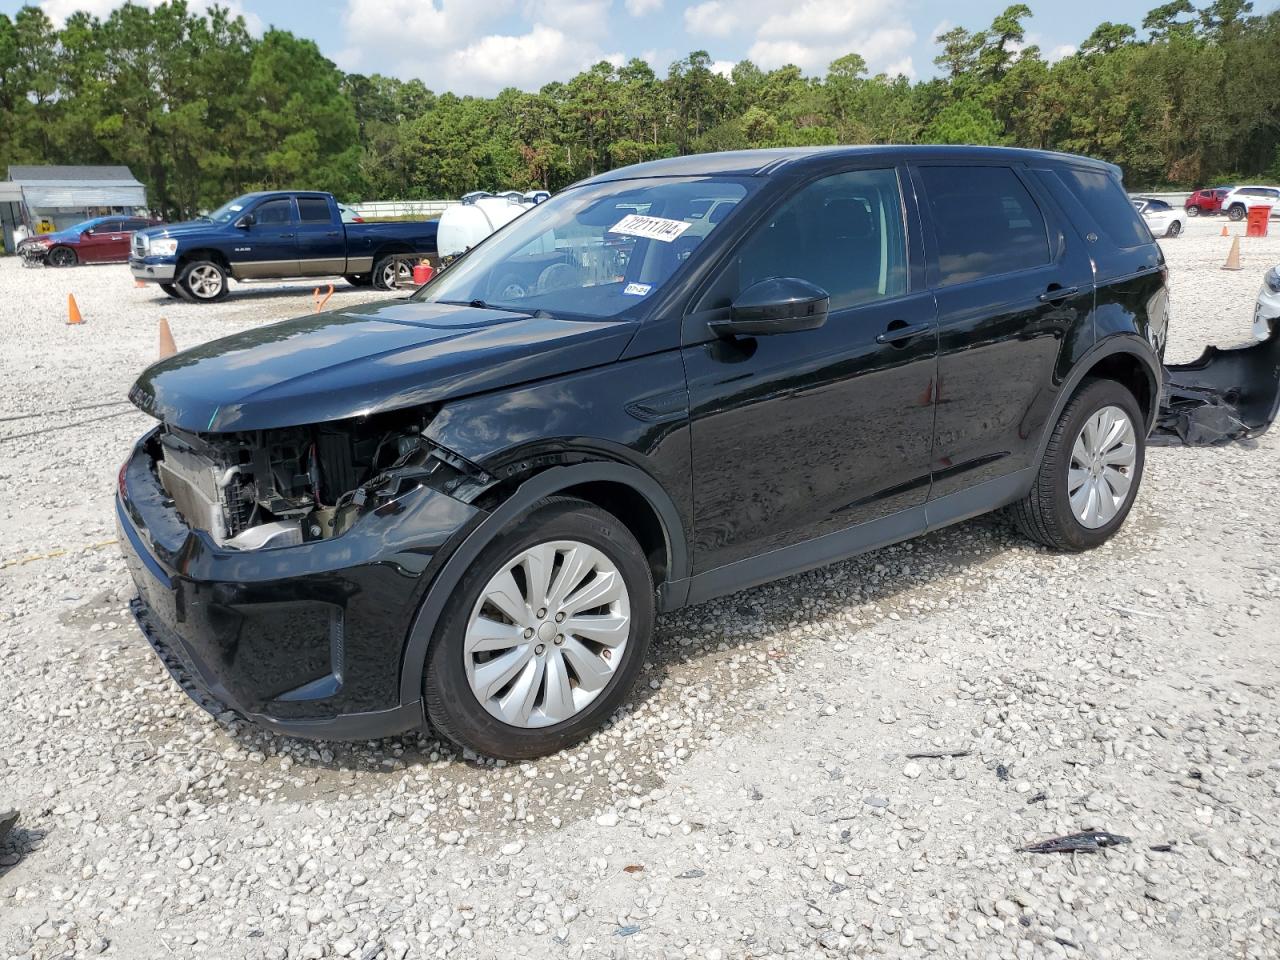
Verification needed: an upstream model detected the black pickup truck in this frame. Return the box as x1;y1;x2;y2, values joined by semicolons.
130;191;438;302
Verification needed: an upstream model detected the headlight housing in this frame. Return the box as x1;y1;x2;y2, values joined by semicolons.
1265;266;1280;294
149;238;179;257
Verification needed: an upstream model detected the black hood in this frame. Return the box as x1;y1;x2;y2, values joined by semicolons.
130;299;637;432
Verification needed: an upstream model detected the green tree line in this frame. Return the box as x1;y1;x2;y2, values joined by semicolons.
1;0;1277;218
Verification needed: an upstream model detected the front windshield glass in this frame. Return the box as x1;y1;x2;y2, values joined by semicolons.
419;176;755;318
207;195;253;223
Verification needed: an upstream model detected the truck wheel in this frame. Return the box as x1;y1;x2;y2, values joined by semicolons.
373;256;410;290
1228;204;1246;221
159;283;182;299
47;246;77;267
1011;379;1145;552
424;497;654;760
344;273;373;287
178;260;229;302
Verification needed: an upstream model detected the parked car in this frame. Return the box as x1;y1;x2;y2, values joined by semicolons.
118;146;1167;759
1257;264;1280;343
1132;197;1186;238
1184;187;1231;216
1220;185;1280;221
17;215;161;266
129;191;438;301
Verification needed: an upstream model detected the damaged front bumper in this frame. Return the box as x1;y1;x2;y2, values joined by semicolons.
117;431;483;739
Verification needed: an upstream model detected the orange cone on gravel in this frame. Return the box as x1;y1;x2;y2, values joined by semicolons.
1221;224;1229;237
66;294;83;325
135;279;145;288
1222;236;1243;271
158;318;176;359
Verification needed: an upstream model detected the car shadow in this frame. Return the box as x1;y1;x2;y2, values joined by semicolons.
0;821;46;877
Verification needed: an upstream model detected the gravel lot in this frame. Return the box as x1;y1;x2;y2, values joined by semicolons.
2;217;1279;960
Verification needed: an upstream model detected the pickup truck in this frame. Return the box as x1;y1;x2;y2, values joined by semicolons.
129;191;438;302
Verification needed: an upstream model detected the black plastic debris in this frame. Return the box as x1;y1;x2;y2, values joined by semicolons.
1024;830;1131;854
1153;327;1280;446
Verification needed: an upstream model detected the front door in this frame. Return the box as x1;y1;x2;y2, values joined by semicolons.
682;166;938;574
295;195;347;276
232;197;299;278
911;163;1098;499
79;219;125;263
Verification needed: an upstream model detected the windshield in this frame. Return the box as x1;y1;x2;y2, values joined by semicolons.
206;195;254;223
418;176;755;318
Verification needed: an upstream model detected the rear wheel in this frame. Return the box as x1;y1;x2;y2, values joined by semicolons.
178;259;228;302
372;256;411;290
47;246;77;267
1011;379;1145;552
424;497;654;760
1186;205;1200;217
1228;204;1246;221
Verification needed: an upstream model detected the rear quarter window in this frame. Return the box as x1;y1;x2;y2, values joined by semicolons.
1055;168;1151;249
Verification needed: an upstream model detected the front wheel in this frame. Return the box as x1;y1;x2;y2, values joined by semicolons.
159;283;182;299
47;246;77;267
1011;379;1145;552
424;497;654;760
1228;204;1246;221
178;260;228;302
1165;220;1182;238
1186;205;1200;217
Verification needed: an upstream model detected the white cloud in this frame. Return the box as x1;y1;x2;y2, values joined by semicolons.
684;1;739;38
39;0;263;32
442;25;613;93
625;0;662;14
523;0;611;37
710;59;734;77
1047;43;1077;61
882;56;915;79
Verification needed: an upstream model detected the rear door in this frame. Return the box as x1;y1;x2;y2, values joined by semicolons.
295;195;347;276
912;162;1097;499
234;196;299;278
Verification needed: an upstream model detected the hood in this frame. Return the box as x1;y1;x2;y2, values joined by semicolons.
28;227;83;244
139;220;225;240
129;299;638;433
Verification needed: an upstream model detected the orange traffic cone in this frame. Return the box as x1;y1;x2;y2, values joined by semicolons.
66;293;83;325
158;318;176;359
1221;224;1229;237
135;279;146;288
1222;236;1242;271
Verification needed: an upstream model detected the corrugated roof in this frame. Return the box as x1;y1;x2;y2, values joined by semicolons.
7;165;143;185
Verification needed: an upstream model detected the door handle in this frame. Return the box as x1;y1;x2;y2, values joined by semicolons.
326;231;340;237
876;322;932;345
1038;285;1079;303
279;233;295;239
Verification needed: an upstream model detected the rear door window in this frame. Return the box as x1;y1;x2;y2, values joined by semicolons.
297;197;333;223
918;165;1049;285
1054;168;1151;249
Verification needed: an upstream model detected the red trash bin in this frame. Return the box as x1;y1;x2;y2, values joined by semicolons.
1247;205;1271;238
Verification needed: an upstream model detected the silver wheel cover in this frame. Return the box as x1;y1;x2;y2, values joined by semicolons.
464;540;630;729
1068;404;1137;529
188;264;223;298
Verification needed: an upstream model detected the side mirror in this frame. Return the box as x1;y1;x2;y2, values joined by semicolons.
235;213;254;229
709;277;830;338
83;229;95;236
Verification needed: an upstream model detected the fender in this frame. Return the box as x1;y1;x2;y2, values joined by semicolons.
1033;333;1161;467
397;460;690;705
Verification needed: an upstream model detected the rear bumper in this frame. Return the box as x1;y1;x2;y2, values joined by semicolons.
116;430;482;740
130;258;177;282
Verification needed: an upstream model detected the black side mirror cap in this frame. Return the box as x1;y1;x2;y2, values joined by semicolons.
709;277;830;338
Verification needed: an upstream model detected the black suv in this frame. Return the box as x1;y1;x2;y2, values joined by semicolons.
118;146;1168;759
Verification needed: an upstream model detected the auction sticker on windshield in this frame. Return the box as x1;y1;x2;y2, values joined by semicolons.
609;214;692;243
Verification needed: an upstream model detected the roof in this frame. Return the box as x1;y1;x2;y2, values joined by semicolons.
580;145;1119;185
7;165;143;185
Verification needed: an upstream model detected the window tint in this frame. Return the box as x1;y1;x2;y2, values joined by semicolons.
254;198;295;225
919;166;1049;285
729;168;907;311
1145;199;1170;212
124;219;150;230
297;197;332;223
1055;167;1150;249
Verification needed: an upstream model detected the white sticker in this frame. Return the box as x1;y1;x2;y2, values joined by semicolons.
608;214;692;243
623;282;652;296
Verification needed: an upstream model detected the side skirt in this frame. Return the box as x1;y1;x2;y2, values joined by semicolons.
669;468;1035;610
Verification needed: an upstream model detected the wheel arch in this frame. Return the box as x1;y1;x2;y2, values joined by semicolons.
177;247;231;272
397;460;690;705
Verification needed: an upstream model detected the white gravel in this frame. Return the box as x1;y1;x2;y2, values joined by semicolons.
2;218;1279;960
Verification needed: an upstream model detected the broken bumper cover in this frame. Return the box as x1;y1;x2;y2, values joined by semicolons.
116;432;482;740
129;258;177;282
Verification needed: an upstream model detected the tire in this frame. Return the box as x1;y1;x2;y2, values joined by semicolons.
1165;220;1182;238
1186;205;1200;217
372;256;410;290
159;283;182;299
424;497;655;760
1228;204;1246;221
47;246;77;267
343;273;373;287
1011;378;1145;552
178;259;228;302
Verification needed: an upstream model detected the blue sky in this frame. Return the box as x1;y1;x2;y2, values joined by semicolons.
8;0;1278;96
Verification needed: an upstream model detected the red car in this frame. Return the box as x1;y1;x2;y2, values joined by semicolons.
17;215;163;266
1184;187;1231;217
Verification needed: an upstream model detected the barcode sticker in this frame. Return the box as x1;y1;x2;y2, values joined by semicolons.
608;214;692;243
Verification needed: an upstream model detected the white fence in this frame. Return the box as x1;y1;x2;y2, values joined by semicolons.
353;200;459;218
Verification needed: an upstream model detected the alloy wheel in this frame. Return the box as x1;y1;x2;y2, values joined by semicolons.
1068;404;1136;529
186;264;224;299
48;247;75;267
464;540;630;728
